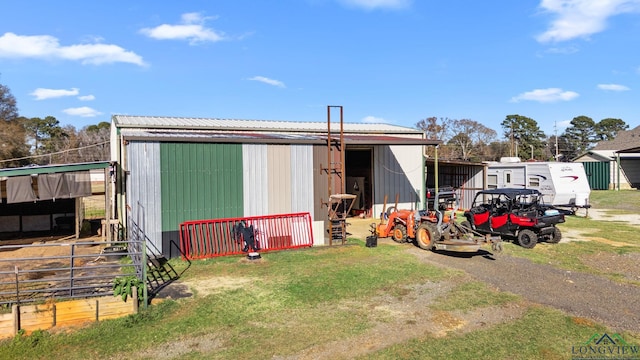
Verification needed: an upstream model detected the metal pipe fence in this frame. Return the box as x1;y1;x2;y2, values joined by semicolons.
179;212;314;260
0;239;143;307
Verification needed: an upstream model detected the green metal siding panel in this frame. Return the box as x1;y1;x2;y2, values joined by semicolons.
581;161;609;190
160;143;243;232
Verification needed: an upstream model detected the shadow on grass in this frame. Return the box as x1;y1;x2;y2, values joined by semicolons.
431;248;499;260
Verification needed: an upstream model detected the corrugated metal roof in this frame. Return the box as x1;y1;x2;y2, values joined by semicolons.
0;161;110;178
119;129;440;146
112;115;422;134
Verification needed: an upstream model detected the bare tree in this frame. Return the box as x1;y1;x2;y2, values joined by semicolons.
76;122;110;162
416;117;456;159
447;119;497;161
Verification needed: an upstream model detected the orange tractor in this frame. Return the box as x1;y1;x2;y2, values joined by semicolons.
372;190;502;253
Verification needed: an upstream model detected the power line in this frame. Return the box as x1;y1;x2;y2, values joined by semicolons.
0;141;109;164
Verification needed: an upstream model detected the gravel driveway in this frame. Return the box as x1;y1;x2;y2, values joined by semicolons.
418;248;640;333
349;217;640;334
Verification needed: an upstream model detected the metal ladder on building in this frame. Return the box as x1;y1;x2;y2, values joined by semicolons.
321;106;355;245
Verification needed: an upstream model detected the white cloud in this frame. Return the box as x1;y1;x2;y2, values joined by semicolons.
556;119;573;129
30;87;79;100
140;12;225;44
597;83;630;91
0;32;146;66
543;45;580;54
361;115;390;123
78;94;96;101
536;0;640;43
62;106;103;117
248;76;286;88
339;0;411;10
510;88;579;103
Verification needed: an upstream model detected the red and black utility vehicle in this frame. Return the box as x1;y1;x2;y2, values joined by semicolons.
462;188;565;249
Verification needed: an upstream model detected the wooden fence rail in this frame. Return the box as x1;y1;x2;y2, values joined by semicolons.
0;289;138;339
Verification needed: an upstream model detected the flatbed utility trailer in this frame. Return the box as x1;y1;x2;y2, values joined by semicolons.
372;190;502;253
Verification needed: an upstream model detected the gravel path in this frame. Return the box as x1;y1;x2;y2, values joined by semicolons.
350;214;640;334
418;248;640;333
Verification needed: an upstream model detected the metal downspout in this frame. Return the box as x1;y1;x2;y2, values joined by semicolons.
435;145;439;197
617;153;621;191
421;147;426;210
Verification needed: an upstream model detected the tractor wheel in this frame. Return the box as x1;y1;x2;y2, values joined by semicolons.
392;224;407;243
547;227;562;244
517;229;538;249
416;223;440;250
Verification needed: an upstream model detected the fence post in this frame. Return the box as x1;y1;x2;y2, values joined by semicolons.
14;266;19;305
142;240;148;310
12;304;19;336
70;244;75;297
132;286;139;313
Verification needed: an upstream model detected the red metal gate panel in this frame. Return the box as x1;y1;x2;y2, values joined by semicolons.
179;212;313;260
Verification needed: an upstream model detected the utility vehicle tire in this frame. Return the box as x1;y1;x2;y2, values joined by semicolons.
392;224;407;243
517;229;538;249
416;223;439;250
547;227;562;244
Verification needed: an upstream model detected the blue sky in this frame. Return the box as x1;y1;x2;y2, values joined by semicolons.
1;0;639;137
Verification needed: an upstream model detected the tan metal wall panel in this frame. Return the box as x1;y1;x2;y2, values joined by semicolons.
267;145;292;214
290;145;314;215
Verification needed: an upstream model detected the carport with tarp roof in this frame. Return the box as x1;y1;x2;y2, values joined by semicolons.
0;161;112;240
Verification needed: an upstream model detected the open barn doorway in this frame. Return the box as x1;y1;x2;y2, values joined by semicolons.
345;148;373;218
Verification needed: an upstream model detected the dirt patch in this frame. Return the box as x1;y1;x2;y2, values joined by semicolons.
187;276;255;297
172;267;527;360
581;208;640;226
276;280;526;360
138;333;224;359
580;252;640;282
559;227;639;247
0;236;110;283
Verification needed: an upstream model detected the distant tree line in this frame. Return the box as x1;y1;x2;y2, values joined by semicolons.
0;78;630;167
1;81;110;168
417;114;627;162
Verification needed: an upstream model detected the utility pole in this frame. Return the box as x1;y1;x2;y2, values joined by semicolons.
510;120;514;157
554;121;559;160
530;145;534;160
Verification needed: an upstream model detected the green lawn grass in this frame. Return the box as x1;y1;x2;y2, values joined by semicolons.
454;189;640;283
2;190;638;359
1;240;637;360
363;306;616;360
590;190;640;212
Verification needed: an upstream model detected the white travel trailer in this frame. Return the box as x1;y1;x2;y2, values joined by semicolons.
486;158;591;210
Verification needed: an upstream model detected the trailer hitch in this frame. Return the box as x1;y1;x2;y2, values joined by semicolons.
488;235;503;253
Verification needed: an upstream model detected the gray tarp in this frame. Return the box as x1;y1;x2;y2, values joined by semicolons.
7;176;37;204
65;171;92;198
37;173;70;201
4;171;92;204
